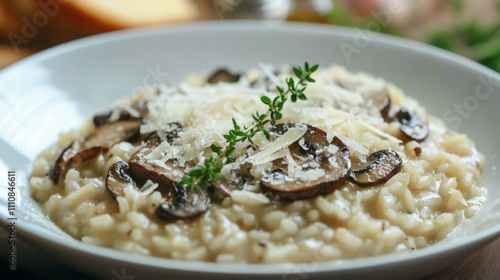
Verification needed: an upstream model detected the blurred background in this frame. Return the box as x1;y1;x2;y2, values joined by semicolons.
0;0;499;71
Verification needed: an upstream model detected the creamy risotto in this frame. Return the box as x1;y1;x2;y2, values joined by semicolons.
30;64;486;263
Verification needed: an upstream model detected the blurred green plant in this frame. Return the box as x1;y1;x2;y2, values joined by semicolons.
428;21;500;72
326;0;500;72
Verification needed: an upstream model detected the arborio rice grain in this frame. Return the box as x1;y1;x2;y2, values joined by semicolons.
31;64;486;263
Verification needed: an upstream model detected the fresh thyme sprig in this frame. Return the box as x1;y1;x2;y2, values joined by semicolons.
180;62;319;193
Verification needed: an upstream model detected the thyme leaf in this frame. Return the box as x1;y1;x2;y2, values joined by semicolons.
181;62;319;192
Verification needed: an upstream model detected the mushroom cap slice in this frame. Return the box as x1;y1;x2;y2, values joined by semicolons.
207;68;241;84
49;120;142;184
83;120;141;149
49;144;108;184
210;145;257;201
128;131;185;193
93;102;148;127
105;161;137;198
163;122;183;144
350;149;402;186
210;162;254;201
156;184;211;220
125;130;211;220
260;123;351;201
370;88;391;120
49;141;80;184
395;108;429;142
142;131;162;148
67;146;108;166
128;137;211;220
128;156;184;193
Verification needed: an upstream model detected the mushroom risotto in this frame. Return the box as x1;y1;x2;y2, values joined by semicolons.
30;64;486;263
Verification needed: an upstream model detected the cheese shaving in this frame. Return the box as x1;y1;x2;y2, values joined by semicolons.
249;124;307;165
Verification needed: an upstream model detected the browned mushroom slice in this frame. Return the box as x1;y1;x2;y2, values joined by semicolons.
210;162;254;201
93;111;121;128
67;146;108;166
128;155;184;192
105;161;137;198
163;122;183;144
395;108;429;142
156;184;210;220
370;88;391;120
49;143;108;184
350;149;402;186
128;136;212;220
49;121;141;184
210;147;256;201
104;133;160;198
260;123;351;201
142;131;162;147
49;141;80;183
128;129;184;191
83;120;142;149
93;102;148;127
207;68;240;84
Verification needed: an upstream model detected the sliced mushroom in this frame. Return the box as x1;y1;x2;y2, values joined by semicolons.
366;89;429;142
395;108;429;142
128;133;211;220
104;133;169;199
210;146;256;201
49;141;80;184
128;131;192;191
49;144;109;184
83;120;141;149
105;161;137;198
49;120;142;184
163;122;183;144
93;111;137;128
142;131;162;148
156;184;210;220
138;122;182;146
210;161;255;201
128;131;182;192
350;149;402;186
370;88;391;120
207;68;240;84
260;123;351;201
128;156;184;192
93;102;148;127
68;146;108;166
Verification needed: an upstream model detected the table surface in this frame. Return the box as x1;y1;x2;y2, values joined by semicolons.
425;237;500;280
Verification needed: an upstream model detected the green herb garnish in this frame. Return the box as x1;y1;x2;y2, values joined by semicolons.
180;62;319;193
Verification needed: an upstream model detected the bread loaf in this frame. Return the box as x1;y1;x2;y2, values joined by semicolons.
58;0;200;34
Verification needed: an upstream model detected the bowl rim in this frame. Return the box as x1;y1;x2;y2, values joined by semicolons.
2;20;500;275
15;218;500;274
3;20;499;77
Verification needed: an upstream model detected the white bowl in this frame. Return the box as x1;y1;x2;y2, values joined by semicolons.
1;21;499;280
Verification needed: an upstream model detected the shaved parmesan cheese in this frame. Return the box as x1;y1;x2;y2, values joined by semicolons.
296;168;326;182
140;180;159;196
336;134;369;156
252;148;290;166
249;125;307;165
360;121;402;143
116;65;413;185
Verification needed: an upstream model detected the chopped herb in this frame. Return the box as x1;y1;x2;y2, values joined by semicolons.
180;62;319;192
